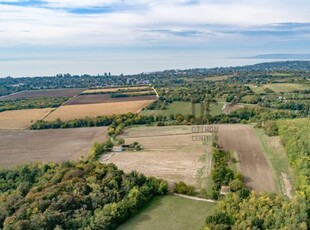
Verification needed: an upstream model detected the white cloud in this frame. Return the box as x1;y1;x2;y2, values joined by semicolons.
44;0;121;8
0;0;310;47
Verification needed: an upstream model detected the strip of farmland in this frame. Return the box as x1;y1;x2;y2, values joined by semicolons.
217;124;276;192
64;94;157;105
82;86;150;94
0;88;85;101
45;100;155;121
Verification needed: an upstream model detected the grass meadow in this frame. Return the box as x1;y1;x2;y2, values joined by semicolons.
117;195;216;230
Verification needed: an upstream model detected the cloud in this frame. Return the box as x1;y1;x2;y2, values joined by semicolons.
0;0;310;49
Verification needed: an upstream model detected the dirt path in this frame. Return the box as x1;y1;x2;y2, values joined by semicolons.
217;124;276;193
281;172;293;198
222;103;244;114
152;87;160;98
173;193;218;203
101;152;115;162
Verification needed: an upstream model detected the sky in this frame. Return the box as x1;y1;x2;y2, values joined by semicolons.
1;0;310;77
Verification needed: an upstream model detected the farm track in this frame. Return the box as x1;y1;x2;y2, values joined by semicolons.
40;108;57;121
173;194;218;203
152;87;160;98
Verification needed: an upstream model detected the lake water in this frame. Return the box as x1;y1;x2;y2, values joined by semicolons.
0;56;304;77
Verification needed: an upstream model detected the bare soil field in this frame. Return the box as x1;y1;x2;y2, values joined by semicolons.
103;126;212;188
45;100;155;121
65;94;157;105
0;88;85;101
217;124;276;192
0;127;107;168
82;86;150;94
0;108;53;129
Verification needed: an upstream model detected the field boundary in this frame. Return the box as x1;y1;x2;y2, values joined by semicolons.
62;94;79;106
39;108;57;121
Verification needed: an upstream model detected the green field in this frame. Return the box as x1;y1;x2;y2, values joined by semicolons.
117;195;216;230
141;101;223;117
255;128;294;197
210;102;224;116
248;83;310;94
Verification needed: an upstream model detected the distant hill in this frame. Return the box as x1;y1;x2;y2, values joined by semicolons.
243;60;310;71
149;61;310;76
248;54;310;59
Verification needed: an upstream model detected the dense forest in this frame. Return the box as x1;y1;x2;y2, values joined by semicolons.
277;118;310;199
205;192;308;230
0;161;168;230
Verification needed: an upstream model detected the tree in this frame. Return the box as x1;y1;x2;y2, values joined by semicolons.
263;120;278;136
229;179;243;191
174;181;195;195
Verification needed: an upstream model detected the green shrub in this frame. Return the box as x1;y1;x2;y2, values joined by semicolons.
174;181;195;196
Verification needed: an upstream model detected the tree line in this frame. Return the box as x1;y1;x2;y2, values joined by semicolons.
30;106;300;131
210;145;248;200
0;97;69;112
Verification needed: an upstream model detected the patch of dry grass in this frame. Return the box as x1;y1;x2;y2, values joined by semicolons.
0;108;53;129
104;126;212;188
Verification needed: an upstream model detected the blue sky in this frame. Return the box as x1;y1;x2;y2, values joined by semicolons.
1;0;310;76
